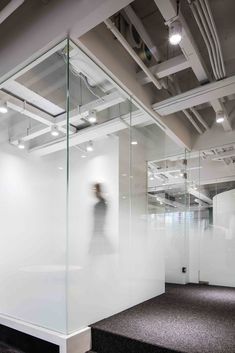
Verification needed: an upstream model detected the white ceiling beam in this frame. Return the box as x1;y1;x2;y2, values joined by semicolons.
148;194;184;209
56;91;126;127
210;99;231;132
29;110;150;156
154;0;208;83
154;0;232;132
10;92;129;145
0;41;67;88
10;126;51;145
0;0;133;83
137;55;190;84
152;75;235;116
211;150;235;161
6;100;54;126
188;187;212;204
3;80;65;116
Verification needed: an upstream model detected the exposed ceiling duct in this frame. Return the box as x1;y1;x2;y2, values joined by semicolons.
0;0;24;25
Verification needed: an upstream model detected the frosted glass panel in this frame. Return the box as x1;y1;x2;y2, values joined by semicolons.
0;41;68;332
186;148;235;288
67;41;168;332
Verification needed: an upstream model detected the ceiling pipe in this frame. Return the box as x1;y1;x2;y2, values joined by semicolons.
188;0;225;81
189;0;218;80
199;0;222;78
0;0;24;25
195;1;220;79
104;18;162;90
190;107;209;130
182;109;203;134
203;0;226;77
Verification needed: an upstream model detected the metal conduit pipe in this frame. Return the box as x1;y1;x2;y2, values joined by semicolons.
199;0;223;78
203;0;226;77
189;1;218;80
194;1;220;80
182;109;203;134
105;18;162;90
190;107;209;130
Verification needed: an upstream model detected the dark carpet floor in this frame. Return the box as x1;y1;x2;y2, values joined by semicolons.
90;283;235;353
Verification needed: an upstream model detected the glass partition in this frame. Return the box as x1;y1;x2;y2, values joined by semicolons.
186;148;235;287
66;40;185;332
2;36;234;337
0;40;69;332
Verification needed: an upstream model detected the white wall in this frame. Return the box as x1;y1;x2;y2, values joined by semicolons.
199;189;235;286
0;143;67;333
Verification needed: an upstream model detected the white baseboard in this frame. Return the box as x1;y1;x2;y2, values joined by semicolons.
0;314;91;353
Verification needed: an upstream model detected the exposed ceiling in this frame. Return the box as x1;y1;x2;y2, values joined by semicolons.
0;0;235;164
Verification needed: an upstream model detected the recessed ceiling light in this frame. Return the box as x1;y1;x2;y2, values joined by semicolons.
87;110;97;124
86;141;93;152
216;111;225;123
18;140;25;150
169;21;182;45
51;124;59;137
0;103;8;114
131;140;138;145
58;166;64;170
81;155;87;158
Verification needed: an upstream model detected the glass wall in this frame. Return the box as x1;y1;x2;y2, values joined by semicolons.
0;40;69;332
66;41;183;332
1;36;233;336
156;146;235;287
0;38;181;334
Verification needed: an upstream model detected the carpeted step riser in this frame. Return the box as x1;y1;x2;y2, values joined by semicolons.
91;328;181;353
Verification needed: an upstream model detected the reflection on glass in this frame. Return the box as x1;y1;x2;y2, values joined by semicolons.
90;183;114;255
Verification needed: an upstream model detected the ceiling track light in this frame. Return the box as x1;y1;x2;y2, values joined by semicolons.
87;110;97;124
0;102;8;114
169;20;182;45
51;124;60;137
18;139;25;150
216;111;225;124
86;141;93;152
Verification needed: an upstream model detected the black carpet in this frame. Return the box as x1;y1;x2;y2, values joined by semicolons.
90;283;235;353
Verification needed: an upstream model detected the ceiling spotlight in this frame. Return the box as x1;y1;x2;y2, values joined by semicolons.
86;141;93;152
169;20;182;45
216;111;225;123
131;140;138;145
18;140;25;150
0;102;8;114
87;110;97;124
81;155;87;158
51;124;59;137
180;170;184;177
149;176;154;181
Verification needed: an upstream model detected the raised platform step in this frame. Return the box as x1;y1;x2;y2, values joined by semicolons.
90;283;235;353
